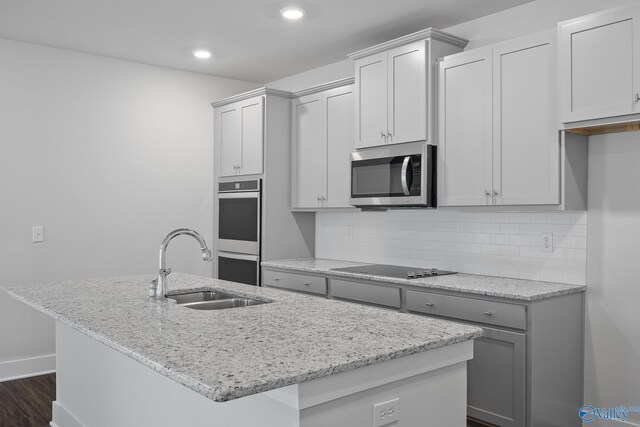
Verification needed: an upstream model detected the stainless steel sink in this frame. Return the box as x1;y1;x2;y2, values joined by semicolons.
167;291;268;310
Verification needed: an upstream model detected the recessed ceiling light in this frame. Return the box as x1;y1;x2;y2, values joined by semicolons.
193;49;212;59
281;7;305;20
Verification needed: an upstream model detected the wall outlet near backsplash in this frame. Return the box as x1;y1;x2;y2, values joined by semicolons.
316;210;587;285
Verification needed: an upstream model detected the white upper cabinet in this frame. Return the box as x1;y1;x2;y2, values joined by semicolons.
214;94;264;177
439;32;559;207
292;81;355;210
559;6;640;124
387;42;426;145
324;86;355;208
354;52;388;148
438;51;493;207
350;29;468;150
292;93;325;208
493;34;559;205
217;103;241;178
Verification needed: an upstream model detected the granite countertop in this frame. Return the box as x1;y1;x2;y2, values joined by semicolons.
261;259;586;302
2;273;482;403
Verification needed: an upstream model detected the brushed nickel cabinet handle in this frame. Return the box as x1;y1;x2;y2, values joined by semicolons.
635;93;640;103
483;311;493;316
425;302;434;307
485;190;491;197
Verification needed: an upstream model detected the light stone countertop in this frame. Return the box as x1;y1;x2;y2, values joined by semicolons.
2;273;482;402
261;258;586;301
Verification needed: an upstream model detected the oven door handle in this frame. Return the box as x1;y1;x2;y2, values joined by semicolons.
217;251;260;262
401;156;411;196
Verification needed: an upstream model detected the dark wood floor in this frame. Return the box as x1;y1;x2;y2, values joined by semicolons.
0;374;55;427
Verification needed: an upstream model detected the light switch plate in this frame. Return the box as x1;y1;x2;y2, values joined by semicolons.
33;226;44;243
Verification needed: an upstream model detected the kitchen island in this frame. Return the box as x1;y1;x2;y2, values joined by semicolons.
3;273;482;427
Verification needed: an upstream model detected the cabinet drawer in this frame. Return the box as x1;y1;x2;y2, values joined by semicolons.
262;269;327;295
331;279;401;309
406;290;526;330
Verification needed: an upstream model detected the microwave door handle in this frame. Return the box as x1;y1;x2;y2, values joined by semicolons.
401;156;411;196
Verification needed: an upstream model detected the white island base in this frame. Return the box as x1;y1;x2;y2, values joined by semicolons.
52;322;472;427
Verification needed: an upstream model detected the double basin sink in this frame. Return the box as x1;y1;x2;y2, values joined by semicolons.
168;290;268;311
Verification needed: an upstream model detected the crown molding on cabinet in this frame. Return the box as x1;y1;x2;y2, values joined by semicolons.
292;77;355;98
348;28;468;60
211;87;292;108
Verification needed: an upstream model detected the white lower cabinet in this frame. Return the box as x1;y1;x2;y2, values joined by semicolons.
331;279;401;309
263;268;583;427
438;31;560;206
467;327;526;427
291;81;354;210
262;269;327;296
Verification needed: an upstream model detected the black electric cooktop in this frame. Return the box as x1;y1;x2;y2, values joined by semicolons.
331;264;457;280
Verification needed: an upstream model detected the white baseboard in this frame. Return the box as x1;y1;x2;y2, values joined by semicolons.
52;401;83;427
0;353;56;382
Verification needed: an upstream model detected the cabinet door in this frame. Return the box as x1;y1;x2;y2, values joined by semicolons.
354;52;388;149
292;94;325;209
238;97;264;176
216;104;241;178
467;327;526;427
560;8;640;122
387;41;426;145
325;85;354;208
438;51;493;206
494;33;560;205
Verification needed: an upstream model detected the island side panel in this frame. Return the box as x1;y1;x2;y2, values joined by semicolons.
53;320;475;427
53;322;300;427
300;362;468;427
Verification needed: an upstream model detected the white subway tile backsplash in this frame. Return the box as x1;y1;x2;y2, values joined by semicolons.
315;210;587;285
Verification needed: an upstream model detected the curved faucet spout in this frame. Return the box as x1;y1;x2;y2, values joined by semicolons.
152;228;212;299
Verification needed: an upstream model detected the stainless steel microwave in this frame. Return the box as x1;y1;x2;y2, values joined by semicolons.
350;142;435;208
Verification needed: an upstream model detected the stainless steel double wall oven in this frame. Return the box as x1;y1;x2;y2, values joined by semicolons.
217;180;261;286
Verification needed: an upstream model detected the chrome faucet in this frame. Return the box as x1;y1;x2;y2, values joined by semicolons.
151;228;213;299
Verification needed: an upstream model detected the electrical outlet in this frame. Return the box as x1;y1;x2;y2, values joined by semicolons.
32;226;44;243
541;233;553;253
372;398;400;427
346;226;353;240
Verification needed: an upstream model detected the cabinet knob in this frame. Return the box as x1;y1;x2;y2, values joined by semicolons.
302;283;310;286
387;132;392;141
493;190;500;197
483;311;493;316
425;302;434;307
635;93;640;103
484;190;491;197
321;196;326;201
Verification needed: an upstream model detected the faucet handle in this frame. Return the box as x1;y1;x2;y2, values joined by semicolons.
149;278;158;297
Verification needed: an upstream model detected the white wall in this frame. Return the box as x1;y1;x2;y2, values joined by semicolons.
586;132;640;427
0;38;259;380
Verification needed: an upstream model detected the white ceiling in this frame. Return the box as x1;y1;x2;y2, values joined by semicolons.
0;0;532;83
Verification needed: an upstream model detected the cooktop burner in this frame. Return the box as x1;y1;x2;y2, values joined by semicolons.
331;264;456;280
